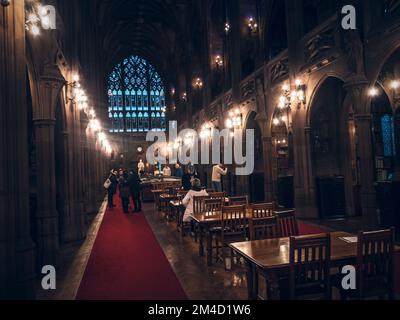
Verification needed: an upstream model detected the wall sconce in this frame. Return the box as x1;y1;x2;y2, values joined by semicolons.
247;17;258;33
224;22;230;33
368;87;379;97
225;108;243;137
214;55;223;69
1;0;10;7
182;92;187;101
193;77;203;90
278;78;306;110
390;80;400;104
25;2;56;35
200;123;213;140
170;87;175;96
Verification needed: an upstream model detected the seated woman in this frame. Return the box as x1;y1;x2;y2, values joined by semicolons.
182;178;208;222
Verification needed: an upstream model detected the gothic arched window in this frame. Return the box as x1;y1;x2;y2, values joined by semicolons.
107;55;167;133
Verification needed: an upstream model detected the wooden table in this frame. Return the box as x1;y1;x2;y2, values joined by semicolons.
169;199;185;231
191;209;290;265
229;232;359;300
159;194;179;220
151;189;165;210
191;210;253;264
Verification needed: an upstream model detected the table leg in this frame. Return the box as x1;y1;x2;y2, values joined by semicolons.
245;260;257;300
198;224;204;257
265;271;280;300
206;229;213;266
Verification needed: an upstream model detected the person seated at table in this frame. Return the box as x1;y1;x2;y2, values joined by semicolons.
182;178;208;222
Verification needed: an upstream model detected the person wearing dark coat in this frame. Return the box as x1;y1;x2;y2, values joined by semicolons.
182;167;192;191
128;170;142;212
119;172;131;214
107;170;118;208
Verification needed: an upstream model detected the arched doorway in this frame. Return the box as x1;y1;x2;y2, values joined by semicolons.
246;112;265;203
309;77;355;218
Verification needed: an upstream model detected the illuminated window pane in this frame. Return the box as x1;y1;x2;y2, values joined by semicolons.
107;55;166;132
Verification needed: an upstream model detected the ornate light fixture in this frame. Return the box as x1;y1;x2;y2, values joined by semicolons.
25;2;56;35
368;87;379;97
273;78;306;127
200;123;213;140
193;77;203;90
224;22;230;33
1;0;10;7
247;17;258;33
225;108;243;137
214;55;223;68
182;92;187;101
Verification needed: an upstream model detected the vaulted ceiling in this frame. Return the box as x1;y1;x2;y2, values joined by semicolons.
92;0;199;84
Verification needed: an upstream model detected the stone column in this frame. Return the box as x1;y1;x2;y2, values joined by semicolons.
32;69;65;268
0;0;36;299
344;79;378;227
228;0;242;101
262;136;275;202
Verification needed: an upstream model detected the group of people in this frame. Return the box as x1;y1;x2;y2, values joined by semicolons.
106;169;142;214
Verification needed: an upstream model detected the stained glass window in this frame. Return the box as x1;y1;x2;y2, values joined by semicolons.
107;56;167;133
381;114;395;157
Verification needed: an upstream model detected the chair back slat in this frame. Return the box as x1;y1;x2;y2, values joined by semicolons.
228;196;249;206
193;195;210;214
204;198;223;213
357;228;394;299
289;234;331;300
221;205;247;243
249;202;275;218
277;210;298;237
249;216;279;240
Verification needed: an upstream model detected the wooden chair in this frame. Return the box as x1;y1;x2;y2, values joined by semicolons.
217;205;247;269
191;195;211;241
289;234;331;300
228;195;249;206
204;198;223;214
340;228;395;300
249;216;279;241
249;202;275;218
277;210;299;237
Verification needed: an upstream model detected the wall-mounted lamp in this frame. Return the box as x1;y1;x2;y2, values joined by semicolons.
247;17;258;33
182;92;187;102
200;123;213;140
1;0;10;7
225;108;243;137
224;22;230;33
278;78;306;110
368;87;379;97
193;77;203;90
214;55;223;69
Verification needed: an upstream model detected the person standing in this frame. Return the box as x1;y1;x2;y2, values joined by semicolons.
107;170;118;208
212;164;227;192
138;159;145;176
163;165;171;176
119;172;130;214
175;163;183;178
129;170;142;212
182;167;192;191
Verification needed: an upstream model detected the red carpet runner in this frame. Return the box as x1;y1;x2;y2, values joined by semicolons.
76;200;187;300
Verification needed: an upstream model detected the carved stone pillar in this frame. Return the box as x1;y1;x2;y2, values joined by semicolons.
32;70;65;268
229;0;242;101
344;79;378;227
262;136;275;202
292;123;318;219
0;0;36;299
